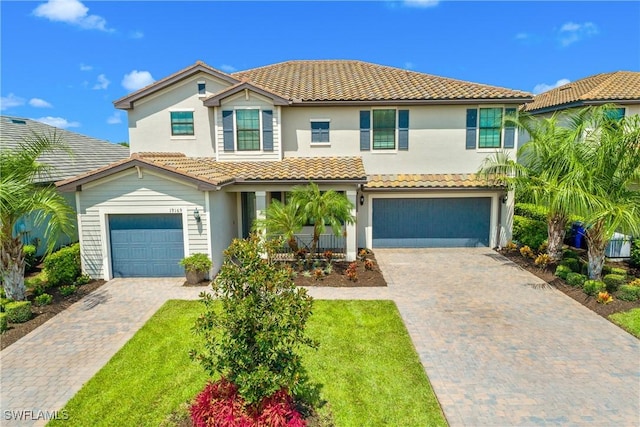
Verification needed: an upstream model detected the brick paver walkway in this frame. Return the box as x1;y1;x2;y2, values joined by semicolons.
2;249;639;426
0;279;206;426
310;248;640;426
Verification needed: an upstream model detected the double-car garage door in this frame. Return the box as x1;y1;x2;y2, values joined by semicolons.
372;198;491;248
109;214;184;277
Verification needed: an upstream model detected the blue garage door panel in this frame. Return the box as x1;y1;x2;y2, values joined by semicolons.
109;214;184;277
372;198;491;248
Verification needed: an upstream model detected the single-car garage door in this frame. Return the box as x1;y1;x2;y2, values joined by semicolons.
109;214;184;277
372;198;491;248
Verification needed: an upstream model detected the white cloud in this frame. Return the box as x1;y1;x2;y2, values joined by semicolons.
403;0;439;8
34;116;80;129
533;78;571;94
558;21;598;47
0;93;26;111
29;98;53;108
33;0;112;32
107;112;122;125
515;32;530;40
129;30;144;39
92;74;110;90
80;63;93;71
219;64;237;73
404;62;415;70
121;70;155;91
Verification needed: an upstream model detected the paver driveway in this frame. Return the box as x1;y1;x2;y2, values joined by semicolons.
0;278;206;427
359;248;640;426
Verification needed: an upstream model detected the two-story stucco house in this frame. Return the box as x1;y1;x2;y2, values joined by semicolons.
56;60;532;279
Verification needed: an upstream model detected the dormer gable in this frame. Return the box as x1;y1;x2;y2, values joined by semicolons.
203;81;289;107
114;61;240;110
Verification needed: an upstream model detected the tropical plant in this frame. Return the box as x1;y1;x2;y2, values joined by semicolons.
562;107;640;279
479;113;579;261
291;182;355;256
0;131;75;300
253;199;303;252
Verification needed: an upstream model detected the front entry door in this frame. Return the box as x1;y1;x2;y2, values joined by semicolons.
241;192;256;238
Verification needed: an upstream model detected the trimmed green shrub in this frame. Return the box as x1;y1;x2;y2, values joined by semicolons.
580;261;589;276
0;287;5;298
555;265;572;280
0;312;7;332
609;267;627;277
43;243;81;287
566;272;587;287
630;239;640;267
602;265;612;275
5;301;32;323
617;285;640;302
23;244;37;272
34;293;53;306
560;258;580;273
0;298;10;312
562;249;579;260
513;215;547;250
514;203;548;222
60;285;77;296
74;274;91;286
603;274;626;293
583;280;606;296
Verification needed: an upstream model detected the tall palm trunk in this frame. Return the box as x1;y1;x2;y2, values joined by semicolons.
547;213;568;261
311;226;320;257
1;236;27;300
585;220;607;280
286;236;299;253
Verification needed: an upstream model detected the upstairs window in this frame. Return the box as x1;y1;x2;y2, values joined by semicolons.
170;111;194;136
311;120;330;144
373;109;396;150
478;108;502;148
605;108;625;121
197;82;206;96
236;109;260;151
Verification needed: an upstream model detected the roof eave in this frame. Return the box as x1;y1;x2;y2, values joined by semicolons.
526;98;640;114
364;185;504;191
288;97;533;106
203;83;290;107
113;63;240;110
233;178;368;185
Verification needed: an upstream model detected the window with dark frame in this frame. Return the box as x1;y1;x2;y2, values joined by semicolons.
197;82;206;95
478;108;502;148
236;109;260;151
170;111;194;136
373;109;396;149
311;121;330;143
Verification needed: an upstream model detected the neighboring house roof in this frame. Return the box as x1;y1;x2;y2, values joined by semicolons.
114;60;532;109
232;60;532;104
524;71;640;113
365;173;498;190
56;153;367;191
0;116;129;183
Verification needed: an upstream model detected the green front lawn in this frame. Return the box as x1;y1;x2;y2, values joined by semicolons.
49;300;446;426
609;308;640;338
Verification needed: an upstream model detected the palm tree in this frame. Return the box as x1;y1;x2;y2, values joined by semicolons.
291;182;355;256
479;112;577;260
253;199;304;252
563;106;640;279
1;131;75;300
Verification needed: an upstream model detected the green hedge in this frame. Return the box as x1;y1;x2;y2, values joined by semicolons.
0;313;7;332
514;203;548;222
617;285;640;302
5;301;32;323
44;243;81;287
560;258;581;273
554;265;572;280
603;274;626;293
24;244;37;272
631;239;640;267
566;272;587;287
583;280;606;296
513;215;547;250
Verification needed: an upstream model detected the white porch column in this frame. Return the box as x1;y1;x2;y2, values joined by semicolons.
255;191;267;222
346;190;357;261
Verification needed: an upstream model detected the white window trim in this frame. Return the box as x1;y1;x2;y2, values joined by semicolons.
169;109;196;139
371;107;399;153
234;107;263;152
310;118;331;146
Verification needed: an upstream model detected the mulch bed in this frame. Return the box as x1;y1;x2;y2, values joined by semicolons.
1;278;107;350
501;249;640;319
291;252;387;288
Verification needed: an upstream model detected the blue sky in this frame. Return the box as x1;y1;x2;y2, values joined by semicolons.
1;1;639;144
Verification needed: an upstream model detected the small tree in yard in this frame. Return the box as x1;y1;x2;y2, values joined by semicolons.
0;132;75;300
191;235;317;424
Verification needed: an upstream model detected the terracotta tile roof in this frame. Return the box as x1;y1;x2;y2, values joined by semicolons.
57;153;366;189
365;173;499;189
524;71;640;113
232;60;532;103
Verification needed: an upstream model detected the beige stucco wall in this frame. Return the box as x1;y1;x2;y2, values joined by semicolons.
281;104;521;175
127;72;230;157
76;168;211;279
208;189;238;276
